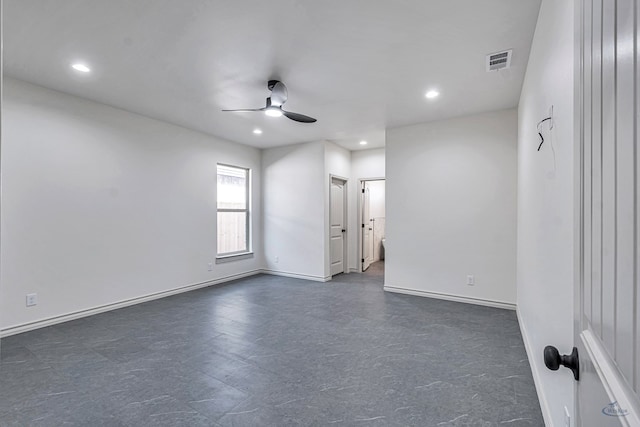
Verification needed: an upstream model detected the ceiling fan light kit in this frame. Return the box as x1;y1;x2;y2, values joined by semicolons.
222;80;317;123
264;107;283;117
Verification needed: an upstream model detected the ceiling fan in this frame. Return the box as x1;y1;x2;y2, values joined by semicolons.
222;80;317;123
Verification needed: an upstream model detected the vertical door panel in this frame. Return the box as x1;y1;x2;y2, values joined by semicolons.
635;0;640;395
591;0;604;336
330;178;346;276
584;0;594;324
578;0;640;424
362;185;372;271
615;0;636;384
600;0;617;355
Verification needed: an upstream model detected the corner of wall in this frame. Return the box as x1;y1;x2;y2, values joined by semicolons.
261;141;327;280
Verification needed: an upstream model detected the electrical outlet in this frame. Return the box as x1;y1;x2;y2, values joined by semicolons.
207;262;213;271
564;406;571;427
466;275;475;286
26;293;38;307
275;256;279;263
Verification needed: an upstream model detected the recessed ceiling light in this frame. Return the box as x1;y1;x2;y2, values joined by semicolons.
360;141;368;145
72;63;91;73
253;129;263;134
425;90;439;99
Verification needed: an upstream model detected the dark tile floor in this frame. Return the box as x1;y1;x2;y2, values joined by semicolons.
0;262;543;426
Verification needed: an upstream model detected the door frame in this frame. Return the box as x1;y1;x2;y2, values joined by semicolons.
329;175;348;277
357;177;385;273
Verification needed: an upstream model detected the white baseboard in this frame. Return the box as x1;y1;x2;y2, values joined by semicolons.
383;285;516;310
0;269;262;338
517;307;553;427
261;269;330;282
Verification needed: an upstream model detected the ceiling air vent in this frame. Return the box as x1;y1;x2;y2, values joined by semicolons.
486;50;512;72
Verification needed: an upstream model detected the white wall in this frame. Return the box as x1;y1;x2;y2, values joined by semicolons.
324;141;351;277
349;148;385;271
367;180;385;219
1;78;263;332
262;141;327;280
385;109;518;308
262;140;351;281
351;148;386;181
517;0;575;425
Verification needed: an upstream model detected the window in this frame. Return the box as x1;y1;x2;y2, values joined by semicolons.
217;164;250;256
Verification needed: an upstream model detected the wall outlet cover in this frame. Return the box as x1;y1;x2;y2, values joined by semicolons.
26;293;38;307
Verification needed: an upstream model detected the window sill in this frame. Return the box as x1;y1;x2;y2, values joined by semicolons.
215;252;254;264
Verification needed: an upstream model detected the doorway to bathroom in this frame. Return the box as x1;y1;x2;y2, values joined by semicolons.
360;179;385;272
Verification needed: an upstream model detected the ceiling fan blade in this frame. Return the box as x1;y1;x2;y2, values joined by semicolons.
270;82;288;107
282;110;317;123
221;108;265;112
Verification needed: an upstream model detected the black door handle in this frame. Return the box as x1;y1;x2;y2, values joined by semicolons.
341;229;345;233
544;346;579;381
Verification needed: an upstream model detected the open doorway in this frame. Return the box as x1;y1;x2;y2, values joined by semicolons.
360;179;385;272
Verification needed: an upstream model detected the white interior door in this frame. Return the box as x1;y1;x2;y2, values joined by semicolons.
362;184;372;271
574;1;640;425
330;177;346;276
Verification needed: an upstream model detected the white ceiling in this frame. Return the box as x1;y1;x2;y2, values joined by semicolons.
4;0;541;150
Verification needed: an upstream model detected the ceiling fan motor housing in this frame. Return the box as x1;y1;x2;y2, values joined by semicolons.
267;80;280;90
